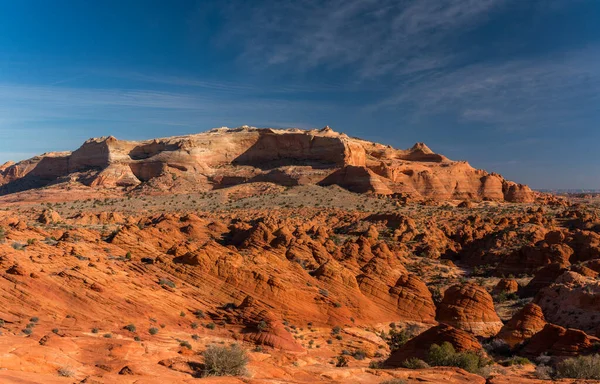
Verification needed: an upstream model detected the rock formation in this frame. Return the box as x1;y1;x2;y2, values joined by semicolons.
385;324;482;366
0;126;535;202
497;303;547;347
436;283;503;337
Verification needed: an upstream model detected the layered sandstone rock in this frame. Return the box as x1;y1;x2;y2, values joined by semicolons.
385;324;482;366
497;303;547;346
0;126;535;202
534;271;600;333
436;283;503;337
520;323;600;357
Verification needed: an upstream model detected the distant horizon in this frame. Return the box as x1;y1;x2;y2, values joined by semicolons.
1;1;600;189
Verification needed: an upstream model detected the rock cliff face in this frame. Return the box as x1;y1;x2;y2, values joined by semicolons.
0;126;534;201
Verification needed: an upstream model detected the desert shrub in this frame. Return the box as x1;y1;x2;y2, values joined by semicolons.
194;309;205;319
352;349;367;360
257;320;268;331
149;327;159;335
502;356;532;366
103;333;112;338
369;360;384;369
179;340;192;349
202;345;248;377
52;328;59;334
91;328;99;333
22;328;32;335
158;278;176;288
123;324;136;332
380;379;407;384
535;364;554;380
180;311;186;317
401;357;430;369
335;355;349;367
57;367;74;377
331;326;342;335
427;342;489;374
387;329;410;351
483;338;511;357
191;322;199;329
555;354;600;379
30;317;39;323
205;322;216;330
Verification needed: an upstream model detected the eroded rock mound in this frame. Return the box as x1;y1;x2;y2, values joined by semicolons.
385;324;482;367
436;283;503;337
497;303;547;347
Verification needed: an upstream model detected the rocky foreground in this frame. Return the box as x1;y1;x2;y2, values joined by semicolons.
0;128;597;383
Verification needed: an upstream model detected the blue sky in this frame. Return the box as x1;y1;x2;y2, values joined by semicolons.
0;0;599;189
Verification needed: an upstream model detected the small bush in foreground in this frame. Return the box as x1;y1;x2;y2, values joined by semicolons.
555;354;600;380
401;357;430;369
427;342;490;374
123;324;136;332
202;345;248;377
149;327;159;335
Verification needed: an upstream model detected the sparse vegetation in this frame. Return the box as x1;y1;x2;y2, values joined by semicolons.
555;354;600;379
57;367;74;377
202;344;248;377
149;327;159;335
425;342;490;374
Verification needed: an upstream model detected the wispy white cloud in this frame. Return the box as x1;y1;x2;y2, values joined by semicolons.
369;46;600;130
218;0;507;78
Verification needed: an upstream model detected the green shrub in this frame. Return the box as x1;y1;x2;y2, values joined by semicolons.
206;322;216;330
502;356;532;367
123;324;136;332
202;345;248;377
427;342;489;374
387;329;410;351
555;354;600;379
401;357;430;369
103;333;112;338
91;328;99;333
149;327;159;335
353;349;367;360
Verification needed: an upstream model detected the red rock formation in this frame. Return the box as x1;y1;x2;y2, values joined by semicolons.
492;278;519;295
436;283;503;337
0;126;536;202
497;303;547;347
385;324;482;366
520;323;600;357
534;271;600;334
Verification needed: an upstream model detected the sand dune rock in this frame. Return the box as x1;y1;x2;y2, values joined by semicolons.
0;127;535;202
497;303;547;346
436;283;503;337
520;323;600;357
385;324;482;366
534;271;600;333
